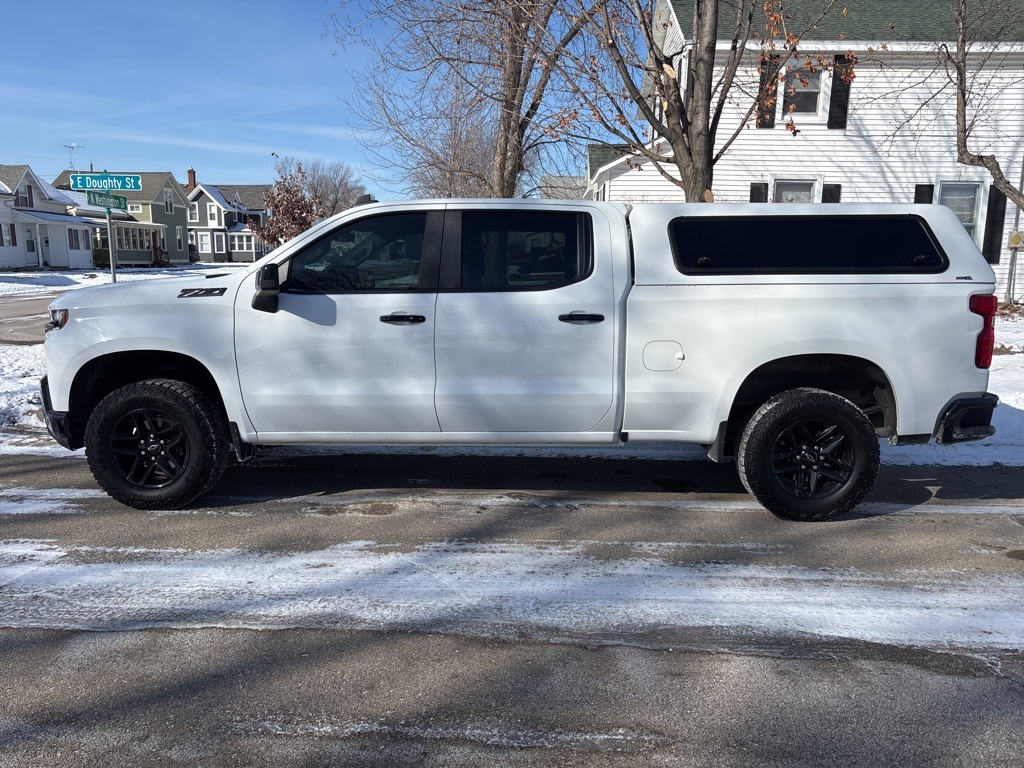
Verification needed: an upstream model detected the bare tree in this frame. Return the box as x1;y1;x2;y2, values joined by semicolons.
942;0;1024;209
302;158;368;217
552;0;851;201
330;0;593;198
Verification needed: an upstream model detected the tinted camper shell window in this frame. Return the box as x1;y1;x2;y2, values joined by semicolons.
669;215;949;275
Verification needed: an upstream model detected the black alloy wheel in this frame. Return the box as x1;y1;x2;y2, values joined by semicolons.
107;406;190;489
737;387;880;521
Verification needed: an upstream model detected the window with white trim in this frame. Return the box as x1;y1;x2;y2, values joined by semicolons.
189;202;199;222
164;188;174;214
938;182;981;238
773;180;817;203
199;232;211;253
68;229;81;250
176;226;183;251
229;234;254;251
15;184;33;207
128;204;143;213
215;232;225;253
208;203;219;226
782;68;821;116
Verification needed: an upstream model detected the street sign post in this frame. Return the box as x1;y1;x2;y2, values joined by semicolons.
72;172;140;283
69;173;143;192
86;190;128;210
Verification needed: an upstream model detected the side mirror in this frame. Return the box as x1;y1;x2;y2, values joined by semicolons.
252;263;280;313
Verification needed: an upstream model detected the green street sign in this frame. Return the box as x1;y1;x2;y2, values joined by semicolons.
87;190;128;210
69;173;143;192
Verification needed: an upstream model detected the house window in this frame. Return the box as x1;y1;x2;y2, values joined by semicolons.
189;202;199;222
164;188;174;214
199;232;211;253
128;204;143;213
230;234;254;251
214;232;225;253
208;203;219;226
773;180;817;203
117;229;125;250
15;184;33;207
68;230;80;250
939;182;981;238
176;226;183;251
145;230;152;249
783;68;821;115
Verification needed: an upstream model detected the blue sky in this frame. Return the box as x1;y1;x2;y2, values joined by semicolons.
1;1;387;196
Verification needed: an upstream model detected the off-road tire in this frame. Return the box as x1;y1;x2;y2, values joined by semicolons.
736;387;880;521
84;379;230;510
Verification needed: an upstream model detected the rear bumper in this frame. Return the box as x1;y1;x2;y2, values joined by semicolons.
40;376;73;450
935;393;998;444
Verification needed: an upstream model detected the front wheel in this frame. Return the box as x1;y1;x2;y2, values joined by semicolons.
85;379;230;510
736;388;880;521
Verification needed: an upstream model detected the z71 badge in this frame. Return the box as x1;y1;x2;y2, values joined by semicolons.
177;287;227;298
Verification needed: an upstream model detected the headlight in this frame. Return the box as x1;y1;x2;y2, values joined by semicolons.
46;309;69;332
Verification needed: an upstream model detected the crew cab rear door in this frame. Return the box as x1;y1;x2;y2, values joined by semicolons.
433;205;618;434
234;209;443;436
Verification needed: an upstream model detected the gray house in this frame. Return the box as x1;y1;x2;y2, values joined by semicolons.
184;167;271;263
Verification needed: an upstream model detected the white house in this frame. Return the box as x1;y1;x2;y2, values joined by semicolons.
586;0;1024;298
0;165;103;269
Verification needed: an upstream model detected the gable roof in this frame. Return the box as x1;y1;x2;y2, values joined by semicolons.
51;170;189;205
668;0;1024;43
188;182;271;211
0;165;29;194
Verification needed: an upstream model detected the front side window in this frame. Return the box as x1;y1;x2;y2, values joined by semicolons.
188;202;199;222
199;232;211;253
207;203;219;226
164;188;174;214
783;68;821;115
128;204;143;213
287;212;427;293
459;211;591;291
215;232;225;253
939;182;981;238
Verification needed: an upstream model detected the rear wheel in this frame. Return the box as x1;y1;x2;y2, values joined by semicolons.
736;387;880;521
85;379;230;510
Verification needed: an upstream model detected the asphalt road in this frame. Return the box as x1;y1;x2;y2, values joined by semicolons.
1;448;1023;767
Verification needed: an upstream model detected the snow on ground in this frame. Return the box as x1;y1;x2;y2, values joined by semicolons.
0;536;1021;650
2;266;1021;464
0;263;250;297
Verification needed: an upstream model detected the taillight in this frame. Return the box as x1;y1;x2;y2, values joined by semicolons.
969;294;998;369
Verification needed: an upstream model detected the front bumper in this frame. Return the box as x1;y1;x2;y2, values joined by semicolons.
935;393;998;444
40;376;73;450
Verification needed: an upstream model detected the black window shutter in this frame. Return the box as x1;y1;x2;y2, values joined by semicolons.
982;185;1007;264
914;184;935;203
756;56;779;128
750;182;769;202
822;184;842;203
827;55;853;130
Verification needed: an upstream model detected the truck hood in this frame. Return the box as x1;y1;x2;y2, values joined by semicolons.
48;270;251;312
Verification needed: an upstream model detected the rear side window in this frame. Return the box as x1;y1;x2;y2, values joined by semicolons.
670;215;949;274
460;211;592;291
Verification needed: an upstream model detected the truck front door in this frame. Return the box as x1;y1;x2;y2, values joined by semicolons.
234;211;442;436
433;208;617;434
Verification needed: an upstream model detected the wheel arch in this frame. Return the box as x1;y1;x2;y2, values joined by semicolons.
717;354;896;459
65;351;227;450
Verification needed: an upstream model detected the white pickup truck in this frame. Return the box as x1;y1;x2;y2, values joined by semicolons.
41;199;999;520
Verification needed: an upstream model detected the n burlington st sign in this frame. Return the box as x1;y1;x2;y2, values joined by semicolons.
69;173;143;192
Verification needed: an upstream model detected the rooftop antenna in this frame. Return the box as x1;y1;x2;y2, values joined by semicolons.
63;142;85;169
